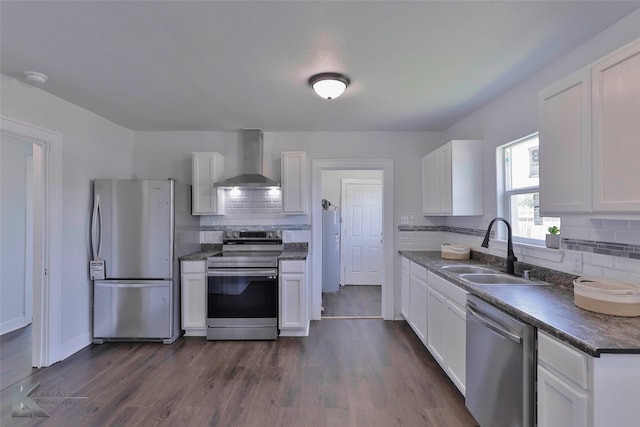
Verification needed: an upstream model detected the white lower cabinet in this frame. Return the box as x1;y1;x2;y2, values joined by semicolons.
180;260;206;336
279;259;309;336
537;331;591;427
444;298;467;392
400;257;410;320
538;365;589;427
409;262;428;344
427;271;468;395
426;285;446;365
400;255;468;397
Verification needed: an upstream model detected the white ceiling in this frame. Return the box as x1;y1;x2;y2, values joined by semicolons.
1;1;639;132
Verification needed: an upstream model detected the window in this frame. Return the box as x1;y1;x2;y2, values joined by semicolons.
502;133;560;244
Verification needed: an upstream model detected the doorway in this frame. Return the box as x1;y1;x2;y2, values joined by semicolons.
311;160;394;321
0;115;62;372
0;135;34;335
341;179;382;286
320;174;383;318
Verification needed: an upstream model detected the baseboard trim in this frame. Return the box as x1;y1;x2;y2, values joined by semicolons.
0;316;28;336
59;332;92;361
321;315;383;320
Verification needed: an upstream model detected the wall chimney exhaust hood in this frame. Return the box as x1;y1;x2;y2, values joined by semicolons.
214;129;280;188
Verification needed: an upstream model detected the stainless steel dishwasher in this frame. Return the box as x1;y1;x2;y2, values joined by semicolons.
465;294;535;427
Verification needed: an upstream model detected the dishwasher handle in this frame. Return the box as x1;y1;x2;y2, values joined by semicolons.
467;304;522;344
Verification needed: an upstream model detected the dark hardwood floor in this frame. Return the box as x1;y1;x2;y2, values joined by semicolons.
0;325;36;393
0;320;478;427
322;285;381;318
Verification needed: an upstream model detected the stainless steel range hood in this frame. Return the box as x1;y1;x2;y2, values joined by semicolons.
214;129;280;188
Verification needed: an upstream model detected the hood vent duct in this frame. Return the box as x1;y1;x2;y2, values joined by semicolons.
214;129;280;188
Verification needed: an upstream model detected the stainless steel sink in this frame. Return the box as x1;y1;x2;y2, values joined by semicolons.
459;273;547;285
441;265;497;274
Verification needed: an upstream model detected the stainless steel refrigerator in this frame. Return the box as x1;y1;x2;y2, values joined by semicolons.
90;179;198;344
322;207;341;293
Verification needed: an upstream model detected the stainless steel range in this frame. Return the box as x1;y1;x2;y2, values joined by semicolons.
206;230;282;340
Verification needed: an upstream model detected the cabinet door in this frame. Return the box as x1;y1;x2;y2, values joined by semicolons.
409;275;427;344
279;272;305;329
282;151;309;213
538;365;589;427
401;265;410;320
427;286;446;366
438;144;453;215
192;152;224;215
422;151;441;214
539;69;592;214
445;300;466;395
181;271;206;329
592;39;640;212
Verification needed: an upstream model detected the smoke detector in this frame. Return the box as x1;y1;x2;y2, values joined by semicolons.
24;71;48;85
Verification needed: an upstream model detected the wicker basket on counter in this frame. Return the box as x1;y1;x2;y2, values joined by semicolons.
440;243;470;260
573;277;640;317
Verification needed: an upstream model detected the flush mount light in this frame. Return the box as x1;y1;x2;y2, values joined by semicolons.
24;71;48;85
308;72;350;100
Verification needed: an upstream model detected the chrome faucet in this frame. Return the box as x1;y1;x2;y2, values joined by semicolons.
481;217;517;275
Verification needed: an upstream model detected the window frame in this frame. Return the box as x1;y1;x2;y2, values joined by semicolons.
501;132;557;246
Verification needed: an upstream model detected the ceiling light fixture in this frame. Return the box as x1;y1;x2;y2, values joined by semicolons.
308;72;350;100
24;71;48;85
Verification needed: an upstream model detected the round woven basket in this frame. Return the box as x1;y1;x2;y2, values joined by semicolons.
573;277;640;317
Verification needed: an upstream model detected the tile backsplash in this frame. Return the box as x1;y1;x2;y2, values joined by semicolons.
221;188;282;215
397;218;640;284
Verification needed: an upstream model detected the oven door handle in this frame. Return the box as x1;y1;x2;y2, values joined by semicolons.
207;269;278;277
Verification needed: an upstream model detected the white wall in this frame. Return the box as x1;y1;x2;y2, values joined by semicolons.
133;131;241;184
134;130;445;224
321;169;383;209
0;135;33;334
0;74;135;358
442;9;640;282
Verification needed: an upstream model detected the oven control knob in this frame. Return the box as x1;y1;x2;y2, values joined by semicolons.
232;232;239;238
225;232;231;238
267;232;273;238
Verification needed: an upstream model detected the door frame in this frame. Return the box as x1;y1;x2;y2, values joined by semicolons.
340;178;383;286
312;159;394;321
1;115;62;367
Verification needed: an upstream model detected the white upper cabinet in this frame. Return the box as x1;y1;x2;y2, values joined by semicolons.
592;38;640;213
281;151;309;214
539;69;592;214
191;152;224;215
539;37;640;216
422;140;483;216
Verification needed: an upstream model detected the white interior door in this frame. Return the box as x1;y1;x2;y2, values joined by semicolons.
341;180;382;285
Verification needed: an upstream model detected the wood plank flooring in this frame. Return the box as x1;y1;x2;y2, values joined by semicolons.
0;325;36;393
322;285;381;318
0;320;478;426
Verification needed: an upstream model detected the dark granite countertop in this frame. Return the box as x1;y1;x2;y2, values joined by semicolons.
278;251;308;261
399;251;640;357
180;250;308;262
180;250;220;261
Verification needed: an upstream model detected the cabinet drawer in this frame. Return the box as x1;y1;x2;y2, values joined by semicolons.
428;272;467;306
181;260;205;274
410;262;428;282
538;331;588;389
280;260;305;274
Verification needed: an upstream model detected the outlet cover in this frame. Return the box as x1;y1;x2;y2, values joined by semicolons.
571;253;583;273
400;216;409;225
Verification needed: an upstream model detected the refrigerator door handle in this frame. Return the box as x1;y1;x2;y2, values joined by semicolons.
94;280;170;288
91;194;102;260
